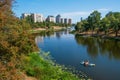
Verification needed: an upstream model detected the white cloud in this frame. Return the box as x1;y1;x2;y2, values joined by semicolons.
61;11;90;18
98;8;110;12
56;8;110;23
61;8;109;18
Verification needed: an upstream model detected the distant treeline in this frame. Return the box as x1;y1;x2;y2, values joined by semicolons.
75;11;120;37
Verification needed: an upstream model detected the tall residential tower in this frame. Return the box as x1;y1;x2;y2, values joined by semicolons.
21;13;44;23
56;14;61;23
21;13;31;19
31;13;44;22
46;15;55;22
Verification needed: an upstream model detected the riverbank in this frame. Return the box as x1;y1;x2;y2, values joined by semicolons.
31;26;65;33
73;31;120;41
22;52;88;80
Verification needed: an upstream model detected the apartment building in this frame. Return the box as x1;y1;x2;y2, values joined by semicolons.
64;18;68;24
21;13;31;19
68;18;72;25
31;13;44;22
22;13;44;23
56;14;61;23
46;16;55;22
61;18;64;24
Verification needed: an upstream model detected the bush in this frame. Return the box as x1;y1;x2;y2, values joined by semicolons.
22;52;81;80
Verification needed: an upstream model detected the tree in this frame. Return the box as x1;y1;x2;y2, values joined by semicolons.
106;12;120;36
87;10;101;34
0;0;38;79
100;17;110;35
111;17;119;36
75;22;83;32
75;19;89;32
25;15;34;24
82;19;89;31
112;12;120;37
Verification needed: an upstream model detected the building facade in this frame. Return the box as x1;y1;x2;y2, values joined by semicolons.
64;18;68;24
21;13;44;23
46;16;55;22
56;14;61;23
21;13;31;19
61;18;64;24
31;13;44;23
21;13;72;24
68;18;72;25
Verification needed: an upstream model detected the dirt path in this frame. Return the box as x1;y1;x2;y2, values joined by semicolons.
22;73;37;80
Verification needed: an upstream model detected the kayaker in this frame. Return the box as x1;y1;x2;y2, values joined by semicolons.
84;60;89;66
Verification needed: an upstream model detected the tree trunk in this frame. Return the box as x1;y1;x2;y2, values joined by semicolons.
92;29;94;36
115;30;118;37
104;31;107;35
97;30;99;34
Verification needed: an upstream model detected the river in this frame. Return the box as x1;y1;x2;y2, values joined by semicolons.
35;27;120;80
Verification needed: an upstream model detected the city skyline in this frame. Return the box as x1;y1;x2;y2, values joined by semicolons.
13;0;120;23
22;13;72;24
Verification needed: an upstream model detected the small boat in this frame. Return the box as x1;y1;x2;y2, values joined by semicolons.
80;61;95;67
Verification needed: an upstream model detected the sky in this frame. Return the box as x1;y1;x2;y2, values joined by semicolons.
13;0;120;23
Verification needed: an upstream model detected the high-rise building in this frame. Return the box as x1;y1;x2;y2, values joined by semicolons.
68;18;72;25
21;13;72;24
61;18;64;24
31;13;44;23
21;13;31;19
46;16;55;22
64;18;68;24
21;13;44;23
56;14;61;23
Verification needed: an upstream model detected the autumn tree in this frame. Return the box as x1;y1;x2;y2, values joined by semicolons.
0;0;38;79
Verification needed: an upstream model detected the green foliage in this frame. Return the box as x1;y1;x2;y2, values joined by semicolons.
87;10;101;33
75;19;89;32
75;22;82;32
75;10;101;33
25;15;34;24
22;52;81;80
106;12;120;36
100;17;110;34
75;11;120;37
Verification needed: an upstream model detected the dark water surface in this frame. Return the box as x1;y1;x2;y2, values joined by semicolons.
35;29;120;80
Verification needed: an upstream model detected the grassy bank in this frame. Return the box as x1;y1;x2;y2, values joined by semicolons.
22;52;86;80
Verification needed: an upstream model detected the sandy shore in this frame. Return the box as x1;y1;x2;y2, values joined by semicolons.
32;26;64;32
76;30;120;40
53;26;63;30
32;28;46;31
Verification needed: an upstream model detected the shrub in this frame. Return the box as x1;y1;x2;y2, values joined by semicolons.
22;52;80;80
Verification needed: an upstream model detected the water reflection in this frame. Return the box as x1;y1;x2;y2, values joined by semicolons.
33;31;54;37
55;29;69;39
36;29;120;80
55;32;62;39
35;36;44;43
75;34;120;60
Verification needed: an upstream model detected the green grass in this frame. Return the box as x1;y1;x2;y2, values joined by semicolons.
22;52;83;80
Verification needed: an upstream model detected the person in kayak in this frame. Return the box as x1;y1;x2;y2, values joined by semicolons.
84;60;89;66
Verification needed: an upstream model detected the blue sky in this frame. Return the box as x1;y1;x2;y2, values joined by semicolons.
13;0;120;23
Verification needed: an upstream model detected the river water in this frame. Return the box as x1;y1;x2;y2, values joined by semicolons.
35;28;120;80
